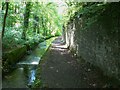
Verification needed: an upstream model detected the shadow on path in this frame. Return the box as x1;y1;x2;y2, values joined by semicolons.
37;37;112;88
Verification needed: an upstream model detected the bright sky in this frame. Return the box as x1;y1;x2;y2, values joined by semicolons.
43;0;67;15
56;0;67;15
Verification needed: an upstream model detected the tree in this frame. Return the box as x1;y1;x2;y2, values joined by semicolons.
33;14;39;34
22;2;31;40
2;2;9;38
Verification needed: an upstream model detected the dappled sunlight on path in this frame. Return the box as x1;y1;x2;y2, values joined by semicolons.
51;37;68;53
37;37;111;88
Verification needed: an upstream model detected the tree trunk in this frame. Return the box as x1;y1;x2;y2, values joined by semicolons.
22;2;31;40
2;2;5;10
2;2;9;38
14;4;17;13
41;17;46;36
37;24;40;34
33;15;39;34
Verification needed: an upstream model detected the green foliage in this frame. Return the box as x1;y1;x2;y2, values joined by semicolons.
31;2;62;37
2;2;62;51
31;78;41;88
2;1;111;51
64;2;109;30
2;27;24;50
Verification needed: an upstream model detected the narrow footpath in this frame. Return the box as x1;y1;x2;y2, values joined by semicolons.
36;37;114;88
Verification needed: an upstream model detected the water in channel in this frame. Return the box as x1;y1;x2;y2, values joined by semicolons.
2;38;55;88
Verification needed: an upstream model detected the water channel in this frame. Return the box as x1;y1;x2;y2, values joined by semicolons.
2;38;55;88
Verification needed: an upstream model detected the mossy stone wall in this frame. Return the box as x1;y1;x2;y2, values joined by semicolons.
66;3;120;82
2;45;27;74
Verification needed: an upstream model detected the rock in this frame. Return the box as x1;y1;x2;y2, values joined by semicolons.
87;69;91;72
56;70;58;72
50;67;54;69
92;83;96;87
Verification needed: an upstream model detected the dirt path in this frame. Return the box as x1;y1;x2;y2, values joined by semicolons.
36;37;113;88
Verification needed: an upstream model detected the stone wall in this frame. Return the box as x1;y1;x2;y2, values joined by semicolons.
65;3;120;82
2;45;27;74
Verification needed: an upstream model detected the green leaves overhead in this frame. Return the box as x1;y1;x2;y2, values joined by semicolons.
28;2;62;36
2;1;62;51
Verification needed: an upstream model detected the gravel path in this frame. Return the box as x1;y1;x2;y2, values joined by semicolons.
36;37;114;88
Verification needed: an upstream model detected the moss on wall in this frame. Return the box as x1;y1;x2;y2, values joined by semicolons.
2;45;27;74
66;2;120;84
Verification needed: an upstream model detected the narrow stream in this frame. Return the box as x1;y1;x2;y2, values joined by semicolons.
2;38;55;88
2;66;37;88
